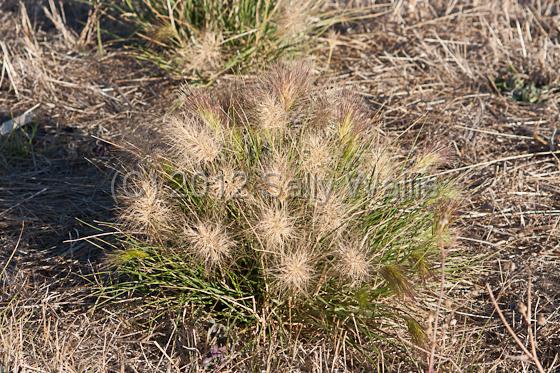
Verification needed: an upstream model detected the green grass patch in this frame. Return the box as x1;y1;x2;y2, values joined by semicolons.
110;0;354;82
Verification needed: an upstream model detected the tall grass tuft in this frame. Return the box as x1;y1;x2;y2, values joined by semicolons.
114;0;341;81
109;62;459;361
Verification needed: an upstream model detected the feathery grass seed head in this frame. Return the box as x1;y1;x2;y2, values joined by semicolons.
185;221;234;268
272;250;314;296
380;264;414;298
274;0;318;41
301;134;333;176
263;61;314;111
336;241;371;285
181;89;226;131
261;152;294;201
257;207;296;249
413;151;443;174
255;94;289;132
313;190;350;238
121;174;173;238
334;93;370;141
169;116;222;167
209;165;247;201
175;31;223;76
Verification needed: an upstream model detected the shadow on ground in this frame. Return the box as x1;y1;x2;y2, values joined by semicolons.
0;111;115;265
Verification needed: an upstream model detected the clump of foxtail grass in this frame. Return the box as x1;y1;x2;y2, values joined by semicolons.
113;0;354;82
110;61;459;362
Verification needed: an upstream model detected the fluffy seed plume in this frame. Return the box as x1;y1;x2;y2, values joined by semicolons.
175;31;223;76
412;147;446;174
121;174;172;239
185;221;234;268
255;93;289;132
257;206;296;249
181;89;226;130
208;165;247;201
262;61;313;111
313;190;349;238
364;148;395;189
272;250;314;295
301;134;333;176
169;115;222;167
334;93;370;140
336;241;371;285
380;265;414;298
274;0;317;41
261;152;293;201
147;22;177;46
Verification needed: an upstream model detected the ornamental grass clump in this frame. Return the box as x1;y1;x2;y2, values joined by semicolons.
115;0;340;81
112;62;457;355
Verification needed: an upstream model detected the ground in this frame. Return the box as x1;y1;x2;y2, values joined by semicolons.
1;1;559;371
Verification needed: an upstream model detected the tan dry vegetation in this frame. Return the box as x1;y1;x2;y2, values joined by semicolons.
0;0;559;372
321;0;560;371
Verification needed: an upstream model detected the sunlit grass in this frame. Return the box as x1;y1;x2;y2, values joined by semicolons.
113;0;352;82
104;62;460;363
